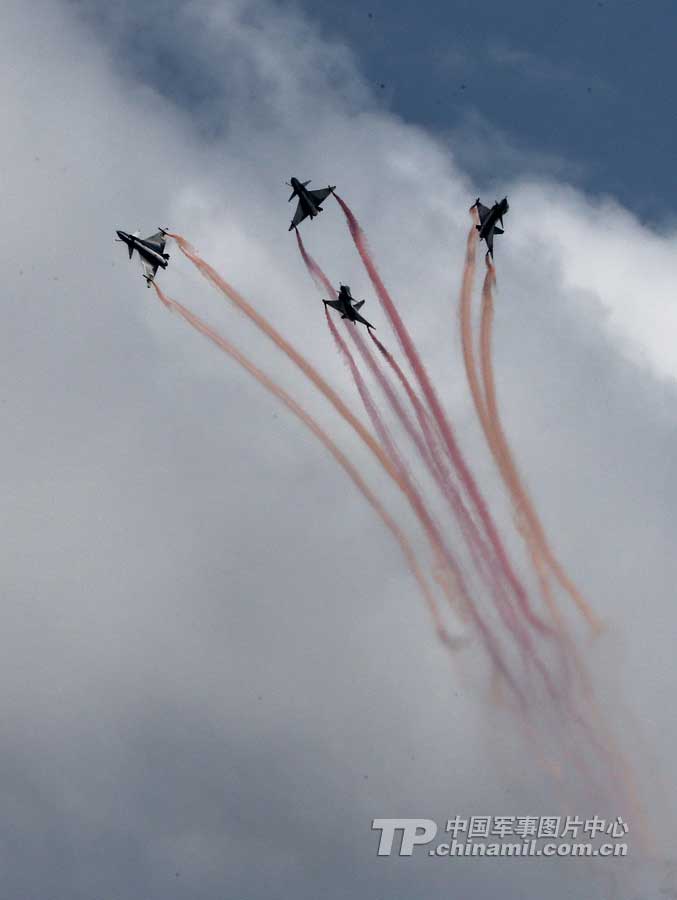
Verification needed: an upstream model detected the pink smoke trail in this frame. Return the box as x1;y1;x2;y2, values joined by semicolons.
365;328;510;618
478;259;602;633
169;233;488;649
355;327;566;703
295;228;336;297
168;233;407;491
333;195;550;637
352;328;523;636
296;229;435;470
368;331;443;476
168;234;514;666
298;220;633;815
458;219;566;634
295;230;498;595
151;281;453;647
171;232;548;701
470;260;646;808
295;230;553;686
459;217;490;433
324;307;527;701
151;283;634;820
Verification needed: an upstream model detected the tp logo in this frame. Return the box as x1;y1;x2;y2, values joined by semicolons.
372;819;438;856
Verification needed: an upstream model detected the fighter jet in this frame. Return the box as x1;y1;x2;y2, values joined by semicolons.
287;177;336;231
323;284;374;330
471;197;509;258
115;227;170;286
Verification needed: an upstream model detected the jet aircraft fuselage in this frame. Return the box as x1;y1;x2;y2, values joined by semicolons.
116;230;169;269
116;228;170;286
323;284;374;330
287;176;336;231
471;197;509;258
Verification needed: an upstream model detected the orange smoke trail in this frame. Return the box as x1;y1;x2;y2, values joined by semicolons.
296;231;557;692
296;231;531;650
334;196;553;639
366;330;518;631
295;231;508;616
359;327;533;646
169;234;498;653
324;308;530;702
370;330;519;592
297;230;437;472
478;259;602;633
295;229;335;297
151;282;453;646
459;220;565;633
167;233;405;491
459;220;490;434
170;233;554;701
462;249;638;816
300;223;628;804
169;233;470;630
369;330;442;477
348;325;548;669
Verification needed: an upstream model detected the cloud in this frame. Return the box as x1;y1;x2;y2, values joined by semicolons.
2;1;676;896
442;108;588;186
486;39;613;96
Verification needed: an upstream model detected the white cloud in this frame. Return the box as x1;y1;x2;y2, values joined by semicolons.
2;1;676;896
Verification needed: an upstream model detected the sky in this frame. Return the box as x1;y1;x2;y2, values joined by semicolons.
3;1;677;897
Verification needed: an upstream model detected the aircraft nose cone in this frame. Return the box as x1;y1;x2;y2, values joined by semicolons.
116;230;126;241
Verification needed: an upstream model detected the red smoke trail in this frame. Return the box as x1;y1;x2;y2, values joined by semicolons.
296;230;552;688
167;235;495;655
295;228;335;297
297;229;437;471
355;327;530;646
296;231;511;629
170;233;548;699
151;283;630;811
478;259;602;633
295;230;499;594
368;331;443;476
169;233;469;625
458;221;565;633
301;226;443;485
170;230;473;638
324;307;528;701
296;219;624;802
366;328;506;609
326;313;408;487
459;218;490;433
151;281;452;646
468;260;633;794
333;195;550;637
353;331;438;474
168;233;407;492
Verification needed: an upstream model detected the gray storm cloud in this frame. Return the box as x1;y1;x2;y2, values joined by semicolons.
1;0;676;897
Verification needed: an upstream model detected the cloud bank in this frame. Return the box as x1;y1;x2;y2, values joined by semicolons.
2;0;676;896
